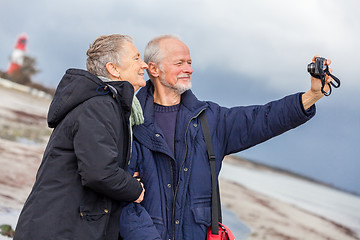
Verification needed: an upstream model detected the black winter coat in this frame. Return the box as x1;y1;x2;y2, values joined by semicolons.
14;69;142;240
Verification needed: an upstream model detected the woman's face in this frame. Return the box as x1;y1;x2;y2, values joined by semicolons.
117;41;148;92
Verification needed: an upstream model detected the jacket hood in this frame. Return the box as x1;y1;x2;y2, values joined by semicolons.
47;68;134;128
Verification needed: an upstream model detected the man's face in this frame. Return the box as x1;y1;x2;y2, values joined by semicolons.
158;39;193;94
117;41;148;91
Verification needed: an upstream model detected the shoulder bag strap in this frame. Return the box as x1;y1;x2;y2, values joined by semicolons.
199;110;222;235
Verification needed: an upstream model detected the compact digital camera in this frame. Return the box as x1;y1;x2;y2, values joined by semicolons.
307;57;327;79
307;57;341;96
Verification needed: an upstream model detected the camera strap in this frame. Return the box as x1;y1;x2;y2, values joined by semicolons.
312;67;341;96
325;68;341;88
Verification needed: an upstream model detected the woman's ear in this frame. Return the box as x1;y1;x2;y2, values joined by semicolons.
147;62;160;78
106;62;120;79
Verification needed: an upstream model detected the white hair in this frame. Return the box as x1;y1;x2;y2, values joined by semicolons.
144;34;180;65
86;34;133;77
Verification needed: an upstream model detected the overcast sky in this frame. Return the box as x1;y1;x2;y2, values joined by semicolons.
1;0;359;91
0;0;359;194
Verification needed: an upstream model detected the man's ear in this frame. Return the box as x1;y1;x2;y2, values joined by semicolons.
148;62;160;78
105;62;120;78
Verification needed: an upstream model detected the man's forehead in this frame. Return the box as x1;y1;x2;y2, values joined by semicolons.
160;39;191;60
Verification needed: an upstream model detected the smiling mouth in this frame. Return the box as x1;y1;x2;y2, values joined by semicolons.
177;75;191;80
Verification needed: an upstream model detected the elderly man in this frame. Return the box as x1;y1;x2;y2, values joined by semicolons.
129;35;333;240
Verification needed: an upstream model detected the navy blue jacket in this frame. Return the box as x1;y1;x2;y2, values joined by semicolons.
128;80;315;240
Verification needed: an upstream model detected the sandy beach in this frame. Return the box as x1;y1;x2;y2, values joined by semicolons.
220;157;359;240
0;85;359;240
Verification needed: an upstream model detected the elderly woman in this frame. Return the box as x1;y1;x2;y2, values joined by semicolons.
14;34;147;240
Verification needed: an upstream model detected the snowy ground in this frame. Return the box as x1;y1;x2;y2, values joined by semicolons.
221;161;360;237
0;208;18;240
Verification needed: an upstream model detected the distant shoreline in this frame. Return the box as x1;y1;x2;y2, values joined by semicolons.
224;155;360;197
219;177;359;240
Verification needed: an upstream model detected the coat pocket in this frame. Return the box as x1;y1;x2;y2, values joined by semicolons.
79;188;112;221
76;195;112;239
191;206;211;226
182;206;211;239
79;204;111;221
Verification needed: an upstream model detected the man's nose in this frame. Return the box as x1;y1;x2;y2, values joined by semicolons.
183;64;193;74
141;59;148;69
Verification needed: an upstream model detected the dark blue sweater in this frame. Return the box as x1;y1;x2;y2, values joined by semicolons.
154;103;180;155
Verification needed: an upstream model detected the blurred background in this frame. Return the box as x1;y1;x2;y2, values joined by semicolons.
0;0;359;196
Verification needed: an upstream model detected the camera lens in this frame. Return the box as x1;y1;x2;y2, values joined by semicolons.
307;63;315;73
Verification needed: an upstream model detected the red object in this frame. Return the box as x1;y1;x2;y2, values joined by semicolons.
7;33;28;74
207;223;236;240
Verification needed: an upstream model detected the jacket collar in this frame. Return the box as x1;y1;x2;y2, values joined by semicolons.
133;80;207;155
136;80;206;122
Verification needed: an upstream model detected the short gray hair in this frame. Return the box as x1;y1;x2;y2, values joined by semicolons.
144;34;180;65
86;34;133;77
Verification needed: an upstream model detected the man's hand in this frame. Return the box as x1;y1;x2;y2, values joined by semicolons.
309;56;333;94
133;171;145;203
302;55;333;110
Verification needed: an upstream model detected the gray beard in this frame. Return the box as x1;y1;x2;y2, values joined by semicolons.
159;74;192;95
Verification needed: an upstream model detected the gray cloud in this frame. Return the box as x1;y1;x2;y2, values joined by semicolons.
1;0;358;89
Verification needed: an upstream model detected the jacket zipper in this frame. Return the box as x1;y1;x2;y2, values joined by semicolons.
171;108;206;240
169;156;175;239
112;91;132;169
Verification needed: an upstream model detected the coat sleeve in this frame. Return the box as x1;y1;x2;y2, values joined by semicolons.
73;98;142;202
213;93;316;157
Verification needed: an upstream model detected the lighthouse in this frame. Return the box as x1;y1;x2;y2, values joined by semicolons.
7;33;28;74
